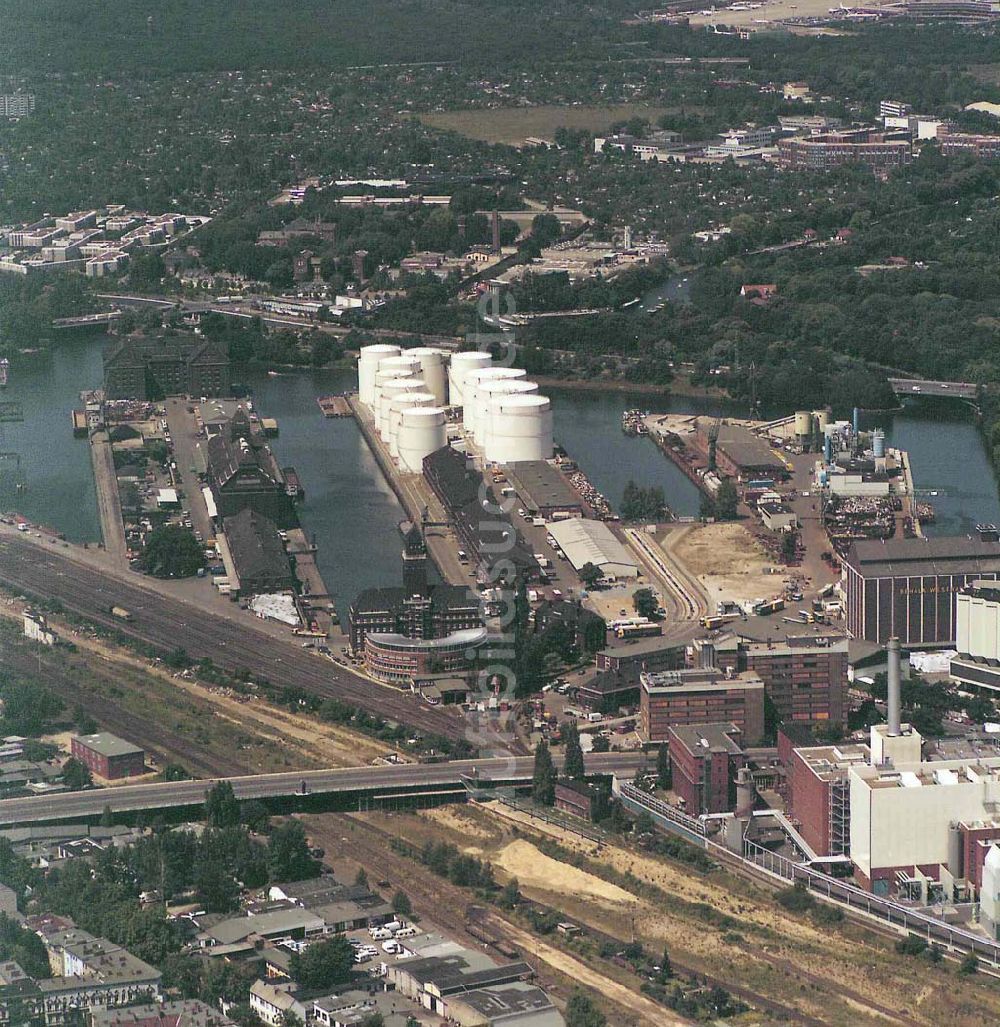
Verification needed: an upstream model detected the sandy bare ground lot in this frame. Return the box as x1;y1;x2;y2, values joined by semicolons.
495;838;637;908
498;920;681;1027
418;802;1000;1027
417;104;685;145
671;521;784;608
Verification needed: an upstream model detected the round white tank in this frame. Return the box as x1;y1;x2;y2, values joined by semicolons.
373;366;418;420
399;407;447;474
475;379;538;448
448;351;492;408
388;391;435;459
794;410;813;437
406;347;448;406
378;379;425;438
358;344;401;407
379;354;423;382
485;394;553;464
462;366;527;436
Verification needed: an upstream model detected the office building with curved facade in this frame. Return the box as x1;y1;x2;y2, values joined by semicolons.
363;627;489;687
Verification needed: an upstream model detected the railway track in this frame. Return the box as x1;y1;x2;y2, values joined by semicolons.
310;814;831;1026
303;813;660;1024
624;526;706;622
0;537;465;739
1;640;243;778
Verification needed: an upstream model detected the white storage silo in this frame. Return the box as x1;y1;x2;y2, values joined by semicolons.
462;366;527;436
378;379;425;438
475;379;539;448
379;353;423;382
373;366;418;423
406;347;449;406
448;351;492;408
388;391;436;458
399;407;447;473
358;344;401;407
485;394;554;464
812;408;831;432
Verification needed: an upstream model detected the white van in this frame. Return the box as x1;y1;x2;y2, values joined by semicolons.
394;926;418;938
369;927;392;940
382;940;401;954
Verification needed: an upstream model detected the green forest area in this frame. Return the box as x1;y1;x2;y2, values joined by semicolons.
3;3;1000;443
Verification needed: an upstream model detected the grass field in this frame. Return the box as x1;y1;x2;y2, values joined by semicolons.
417;104;683;146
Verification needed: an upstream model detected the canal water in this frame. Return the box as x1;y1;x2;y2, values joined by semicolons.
8;336;1000;617
0;339;102;542
239;366;413;621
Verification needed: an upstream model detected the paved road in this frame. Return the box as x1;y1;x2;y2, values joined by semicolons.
0;531;467;740
94;293;462;349
0;752;646;825
887;377;978;401
164;398;214;541
88;430;129;568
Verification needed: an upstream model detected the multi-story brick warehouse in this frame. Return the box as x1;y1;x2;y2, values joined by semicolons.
668;722;748;815
710;634;848;727
844;536;1000;646
71;733;145;780
778;130;911;172
103;336;230;400
640;668;765;744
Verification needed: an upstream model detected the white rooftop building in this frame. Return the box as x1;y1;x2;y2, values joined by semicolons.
546;518;638;579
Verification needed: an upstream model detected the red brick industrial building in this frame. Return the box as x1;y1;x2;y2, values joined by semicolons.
71;733;145;780
709;634;847;728
640;668;765;744
786;741;869;857
668;722;747;814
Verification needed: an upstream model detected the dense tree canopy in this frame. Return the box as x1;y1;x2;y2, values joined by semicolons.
140;526;205;579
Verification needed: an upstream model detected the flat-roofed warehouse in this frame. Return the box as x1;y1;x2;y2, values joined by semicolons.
504;461;582;518
844;535;1000;646
547;517;638;579
715;424;787;480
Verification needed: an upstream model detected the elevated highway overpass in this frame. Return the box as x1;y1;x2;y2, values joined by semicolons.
0;753;646;826
887;377;979;401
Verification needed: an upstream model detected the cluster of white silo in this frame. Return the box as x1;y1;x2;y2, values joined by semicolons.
358;343;449;474
357;343;554;471
446;352;553;465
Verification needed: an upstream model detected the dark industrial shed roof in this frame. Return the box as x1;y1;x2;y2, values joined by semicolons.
222;510;293;591
505;461;581;515
716;425;786;473
846;536;1000;578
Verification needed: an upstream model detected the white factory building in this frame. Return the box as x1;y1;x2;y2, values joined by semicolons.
546;517;638;579
952;580;1000;693
849;728;1000;901
356;344;554;471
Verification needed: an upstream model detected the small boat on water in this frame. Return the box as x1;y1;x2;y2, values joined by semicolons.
0;358;9;387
